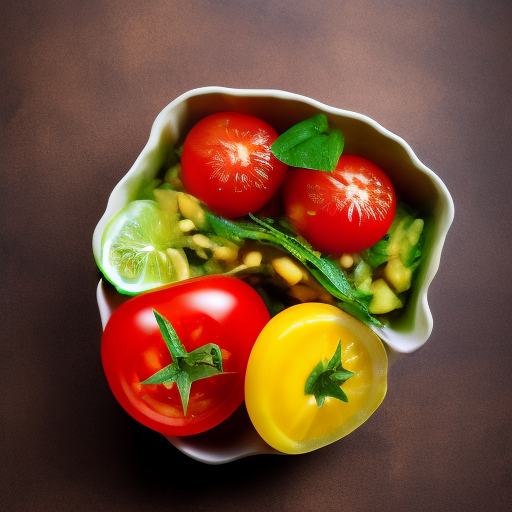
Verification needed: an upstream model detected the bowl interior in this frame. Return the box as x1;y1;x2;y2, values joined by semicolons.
93;87;454;354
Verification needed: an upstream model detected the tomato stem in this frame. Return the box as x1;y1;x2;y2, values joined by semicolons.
304;341;355;407
140;309;224;416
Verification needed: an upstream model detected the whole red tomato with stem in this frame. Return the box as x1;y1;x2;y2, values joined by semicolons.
180;112;288;218
283;155;396;255
101;275;270;436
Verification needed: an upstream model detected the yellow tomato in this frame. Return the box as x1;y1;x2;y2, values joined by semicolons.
244;303;387;454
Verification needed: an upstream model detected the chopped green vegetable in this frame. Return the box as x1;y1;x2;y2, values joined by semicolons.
365;236;390;269
366;205;424;271
353;260;373;292
271;114;344;172
135;178;162;200
350;205;425;313
369;279;403;314
383;258;412;293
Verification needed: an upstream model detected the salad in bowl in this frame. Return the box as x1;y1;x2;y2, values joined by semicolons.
92;87;454;463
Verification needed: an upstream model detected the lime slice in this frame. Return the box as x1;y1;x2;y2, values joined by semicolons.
100;200;189;294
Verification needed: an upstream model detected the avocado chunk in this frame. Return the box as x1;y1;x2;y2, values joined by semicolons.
366;205;424;273
383;257;412;293
353;259;373;293
369;279;403;314
399;218;424;268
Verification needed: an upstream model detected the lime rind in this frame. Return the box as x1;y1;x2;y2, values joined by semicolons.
100;200;187;294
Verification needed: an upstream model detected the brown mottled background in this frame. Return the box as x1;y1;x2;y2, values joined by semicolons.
1;1;511;511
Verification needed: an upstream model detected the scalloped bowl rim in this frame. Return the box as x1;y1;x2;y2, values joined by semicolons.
93;86;454;355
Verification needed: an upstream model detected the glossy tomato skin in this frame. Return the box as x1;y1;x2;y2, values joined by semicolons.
283;155;396;255
101;275;270;436
245;303;388;454
180;112;288;218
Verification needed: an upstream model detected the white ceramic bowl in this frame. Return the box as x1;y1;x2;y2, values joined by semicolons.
93;87;454;463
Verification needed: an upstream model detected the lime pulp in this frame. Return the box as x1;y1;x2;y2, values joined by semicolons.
100;200;187;294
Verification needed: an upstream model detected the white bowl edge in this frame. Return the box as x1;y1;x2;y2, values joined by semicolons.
93;87;455;354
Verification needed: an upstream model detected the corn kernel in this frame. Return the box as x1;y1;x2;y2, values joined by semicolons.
192;234;214;249
213;246;238;261
243;251;263;267
340;253;354;269
178;219;196;232
272;257;304;286
177;193;206;227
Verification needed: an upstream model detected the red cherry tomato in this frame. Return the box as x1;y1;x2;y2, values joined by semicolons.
180;112;287;218
101;276;270;436
283;155;396;255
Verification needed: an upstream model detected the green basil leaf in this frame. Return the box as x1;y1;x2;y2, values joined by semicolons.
271;114;344;172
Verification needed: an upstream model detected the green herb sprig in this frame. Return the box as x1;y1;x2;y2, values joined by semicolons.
271;114;344;172
203;211;382;327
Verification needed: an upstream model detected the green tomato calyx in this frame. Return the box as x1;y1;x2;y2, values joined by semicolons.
304;341;355;407
140;309;224;416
